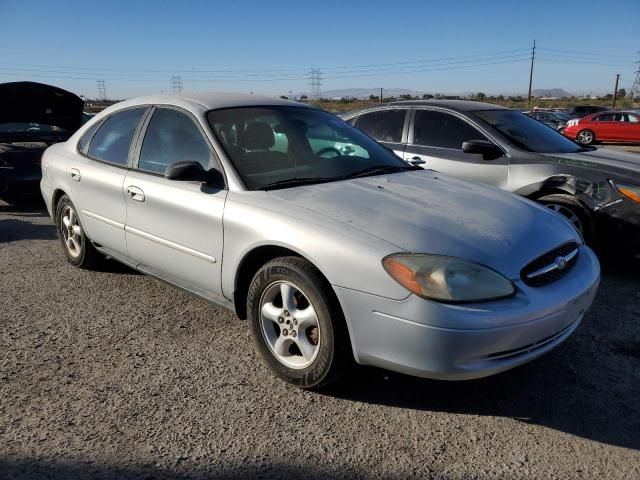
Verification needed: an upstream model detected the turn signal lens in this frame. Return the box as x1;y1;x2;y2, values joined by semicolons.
383;254;515;303
615;182;640;204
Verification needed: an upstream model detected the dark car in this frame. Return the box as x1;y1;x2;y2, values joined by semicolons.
524;110;570;133
570;105;610;118
343;100;640;252
0;81;84;203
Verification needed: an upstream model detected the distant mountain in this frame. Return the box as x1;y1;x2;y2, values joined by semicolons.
531;88;572;98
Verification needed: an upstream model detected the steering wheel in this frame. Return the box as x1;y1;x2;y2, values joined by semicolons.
315;147;342;159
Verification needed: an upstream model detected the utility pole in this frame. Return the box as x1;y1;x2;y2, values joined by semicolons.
612;73;620;108
630;54;640;101
171;76;183;94
308;68;322;101
527;40;536;105
97;80;106;101
380;88;383;103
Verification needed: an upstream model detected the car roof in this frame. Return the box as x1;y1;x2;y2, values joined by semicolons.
108;92;306;112
386;99;510;112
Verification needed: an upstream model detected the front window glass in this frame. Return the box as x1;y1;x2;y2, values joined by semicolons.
88;108;146;166
473;109;583;154
138;108;211;174
207;106;410;190
413;110;487;149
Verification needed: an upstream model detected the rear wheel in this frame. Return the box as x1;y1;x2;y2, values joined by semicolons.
537;194;594;244
247;256;350;389
576;129;595;145
55;195;104;269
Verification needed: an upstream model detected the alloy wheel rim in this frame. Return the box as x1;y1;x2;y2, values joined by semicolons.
545;203;584;235
259;281;321;369
578;131;592;144
61;206;82;258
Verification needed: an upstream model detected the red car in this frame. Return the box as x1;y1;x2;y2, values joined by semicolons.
563;110;640;145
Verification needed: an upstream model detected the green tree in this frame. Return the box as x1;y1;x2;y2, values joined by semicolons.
476;92;486;100
617;88;627;98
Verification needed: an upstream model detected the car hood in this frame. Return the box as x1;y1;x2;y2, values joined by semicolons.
545;148;640;179
268;170;578;280
0;82;84;132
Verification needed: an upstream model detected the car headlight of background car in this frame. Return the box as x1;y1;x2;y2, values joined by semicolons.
382;254;515;303
611;181;640;204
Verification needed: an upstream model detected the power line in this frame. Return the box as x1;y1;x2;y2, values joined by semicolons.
0;48;533;75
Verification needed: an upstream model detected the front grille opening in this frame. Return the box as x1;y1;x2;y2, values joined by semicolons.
481;321;576;361
521;242;579;287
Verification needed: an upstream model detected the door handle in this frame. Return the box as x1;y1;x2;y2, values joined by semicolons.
408;156;426;166
126;186;145;202
70;168;81;182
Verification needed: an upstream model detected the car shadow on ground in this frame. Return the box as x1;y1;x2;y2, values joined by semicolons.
0;199;57;243
325;255;640;451
0;459;365;480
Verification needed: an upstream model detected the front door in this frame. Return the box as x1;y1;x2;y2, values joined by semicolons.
404;108;509;188
123;107;227;299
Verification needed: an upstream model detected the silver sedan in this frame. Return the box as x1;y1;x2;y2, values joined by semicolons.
40;93;600;388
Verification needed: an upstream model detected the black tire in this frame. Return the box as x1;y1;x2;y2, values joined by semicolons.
247;256;351;389
537;194;595;245
576;129;595;145
55;195;104;269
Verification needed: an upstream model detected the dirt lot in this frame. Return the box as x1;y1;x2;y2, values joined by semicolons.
1;199;639;480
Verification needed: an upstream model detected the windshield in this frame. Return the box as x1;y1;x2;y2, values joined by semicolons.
208;106;410;190
0;122;68;136
472;110;582;153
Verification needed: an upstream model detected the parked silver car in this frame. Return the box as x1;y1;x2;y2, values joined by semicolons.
41;93;600;388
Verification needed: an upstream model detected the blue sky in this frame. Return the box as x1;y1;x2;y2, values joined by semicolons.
1;0;638;99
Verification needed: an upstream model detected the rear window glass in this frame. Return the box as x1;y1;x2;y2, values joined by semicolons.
355;109;406;143
87;108;146;166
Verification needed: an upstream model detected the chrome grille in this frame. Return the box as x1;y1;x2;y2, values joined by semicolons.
521;242;579;287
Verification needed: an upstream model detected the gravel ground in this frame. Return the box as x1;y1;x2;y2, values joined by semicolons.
1;200;639;480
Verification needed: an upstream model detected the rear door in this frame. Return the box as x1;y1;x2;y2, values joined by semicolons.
123;106;227;299
73;107;148;257
352;108;409;158
403;108;509;188
590;113;615;140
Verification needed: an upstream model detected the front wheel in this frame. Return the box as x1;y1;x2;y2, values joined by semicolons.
247;256;350;389
537;194;594;245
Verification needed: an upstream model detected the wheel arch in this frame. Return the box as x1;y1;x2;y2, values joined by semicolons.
232;244;336;321
515;175;580;201
51;189;68;217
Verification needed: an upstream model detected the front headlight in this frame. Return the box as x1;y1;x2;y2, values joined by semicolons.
613;181;640;204
382;254;515;303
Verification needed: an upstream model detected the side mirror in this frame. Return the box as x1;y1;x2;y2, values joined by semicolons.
462;140;503;160
165;161;224;187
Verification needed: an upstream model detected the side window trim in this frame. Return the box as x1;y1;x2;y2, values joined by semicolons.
131;104;228;188
80;105;151;169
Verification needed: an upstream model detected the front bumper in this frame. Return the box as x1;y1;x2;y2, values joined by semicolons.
335;245;600;380
0;165;42;198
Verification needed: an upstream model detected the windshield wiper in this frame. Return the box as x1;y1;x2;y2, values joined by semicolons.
341;164;421;180
261;176;336;190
